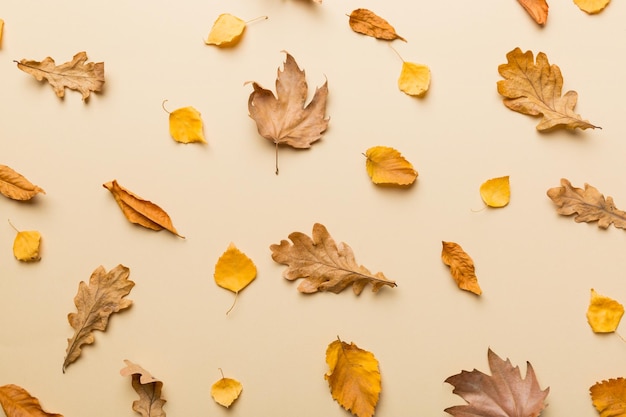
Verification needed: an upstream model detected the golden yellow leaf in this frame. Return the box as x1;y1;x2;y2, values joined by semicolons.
13;230;41;262
214;243;257;313
518;0;549;24
211;370;243;408
574;0;610;14
441;241;482;295
205;14;246;47
590;378;626;417
103;180;184;238
348;9;406;41
365;146;418;186
0;384;63;417
325;338;381;417
586;289;624;333
398;61;430;97
166;103;206;144
0;164;45;201
480;176;510;208
120;360;167;417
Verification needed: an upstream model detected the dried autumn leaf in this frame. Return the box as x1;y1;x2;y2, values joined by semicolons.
480;176;510;208
590;378;626;417
0;384;63;417
547;178;626;230
270;223;396;295
518;0;549;25
574;0;610;14
206;14;246;47
103;180;184;238
9;220;41;262
214;242;257;314
497;47;598;131
211;370;243;408
587;289;624;333
398;61;430;97
0;19;4;46
247;51;329;174
348;9;406;41
441;241;482;295
365;146;418;186
163;101;206;144
325;338;381;417
120;360;167;417
63;264;134;372
0;164;45;201
15;51;104;100
445;348;549;417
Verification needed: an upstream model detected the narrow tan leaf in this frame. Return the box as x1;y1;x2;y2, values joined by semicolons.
0;384;63;417
103;180;184;238
365;146;418;186
0;164;45;201
590;378;626;417
441;241;482;295
348;9;406;41
63;264;135;372
518;0;549;25
121;360;167;417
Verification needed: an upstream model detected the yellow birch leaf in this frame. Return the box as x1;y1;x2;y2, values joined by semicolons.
574;0;610;14
211;371;243;408
586;288;624;333
205;14;246;47
365;146;418;186
13;230;41;262
0;384;63;417
441;241;482;295
168;105;206;144
214;243;257;314
480;176;510;208
398;62;430;97
0;164;45;201
590;378;626;417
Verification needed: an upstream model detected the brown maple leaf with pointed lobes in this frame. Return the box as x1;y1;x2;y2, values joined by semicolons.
0;384;63;417
120;360;167;417
247;51;329;174
445;348;549;417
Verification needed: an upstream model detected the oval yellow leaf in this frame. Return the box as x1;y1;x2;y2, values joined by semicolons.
574;0;610;14
480;176;510;208
398;62;431;97
587;288;624;333
205;14;246;47
169;106;206;144
214;243;257;293
365;146;418;186
211;376;243;408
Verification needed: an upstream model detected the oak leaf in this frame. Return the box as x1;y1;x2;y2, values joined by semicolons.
445;348;549;417
15;51;104;100
348;9;406;41
270;223;396;295
590;378;626;417
480;176;510;208
9;221;41;262
364;146;418;186
163;101;206;144
518;0;549;25
214;242;257;314
325;338;381;417
0;384;63;417
398;61;430;97
211;370;243;408
120;360;167;417
587;289;624;333
574;0;610;14
63;264;135;372
441;241;482;295
103;180;184;238
247;51;329;174
0;164;45;201
546;178;626;230
497;47;598;131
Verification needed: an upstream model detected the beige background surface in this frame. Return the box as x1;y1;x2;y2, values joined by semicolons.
0;1;624;416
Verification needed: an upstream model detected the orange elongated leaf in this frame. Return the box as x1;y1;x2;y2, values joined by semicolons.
348;9;406;41
270;223;396;295
547;178;626;230
0;384;63;417
497;47;598;131
590;378;626;417
120;360;167;417
445;349;549;417
441;241;481;295
365;146;418;186
103;180;184;238
518;0;549;25
15;51;104;100
63;264;134;372
587;289;624;333
0;164;45;201
325;338;381;417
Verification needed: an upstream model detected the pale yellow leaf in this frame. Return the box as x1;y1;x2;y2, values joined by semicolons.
206;14;246;47
168;106;206;144
574;0;610;14
13;230;41;262
480;176;510;208
211;375;243;408
365;146;418;186
586;288;624;333
0;384;63;417
398;62;430;97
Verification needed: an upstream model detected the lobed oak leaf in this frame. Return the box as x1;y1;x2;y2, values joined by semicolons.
162;101;206;144
0;164;45;201
9;220;42;262
586;289;624;333
441;241;482;295
348;9;406;41
120;360;167;417
214;242;257;314
518;0;549;25
364;146;418;186
398;61;430;97
211;369;243;408
497;47;598;131
63;264;135;372
547;178;626;230
0;384;63;417
445;348;549;417
271;223;396;295
480;176;510;208
574;0;610;14
15;51;104;100
590;378;626;417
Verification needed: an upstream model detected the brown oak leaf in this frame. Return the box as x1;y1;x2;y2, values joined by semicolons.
63;264;135;372
270;223;396;295
247;51;329;174
547;178;626;230
445;348;549;417
0;384;63;417
518;0;549;25
348;9;406;41
590;378;626;417
441;241;482;295
0;164;45;201
15;51;104;100
120;360;167;417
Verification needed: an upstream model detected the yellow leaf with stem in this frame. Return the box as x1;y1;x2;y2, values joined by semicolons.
587;288;624;333
163;101;206;144
365;146;417;186
214;243;257;314
480;176;510;208
9;220;41;262
205;14;267;47
211;369;243;408
398;62;430;97
574;0;610;14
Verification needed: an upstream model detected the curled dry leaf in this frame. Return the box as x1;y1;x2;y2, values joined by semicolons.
398;61;430;97
480;176;510;208
365;146;418;186
63;264;134;372
590;378;626;417
103;180;184;238
348;9;406;41
9;221;41;262
214;242;257;314
271;223;396;295
120;360;167;417
15;51;104;100
586;289;624;333
325;338;381;417
497;47;598;131
574;0;610;14
441;241;481;295
163;102;206;144
0;384;63;417
211;370;243;408
547;178;626;230
0;164;45;201
518;0;549;25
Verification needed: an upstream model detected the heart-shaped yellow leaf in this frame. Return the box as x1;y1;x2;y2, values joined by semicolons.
211;373;243;408
480;176;510;208
574;0;610;14
587;288;624;333
365;146;417;186
398;62;430;97
214;243;257;313
168;106;206;144
205;14;246;47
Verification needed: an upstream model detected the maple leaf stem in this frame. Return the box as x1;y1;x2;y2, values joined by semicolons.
275;141;279;175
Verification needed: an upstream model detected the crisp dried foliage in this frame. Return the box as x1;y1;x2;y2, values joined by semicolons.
590;378;626;417
441;241;482;295
587;289;624;333
0;384;63;417
497;47;597;131
15;51;104;100
0;164;45;201
480;176;510;208
0;19;4;45
211;371;243;408
205;14;246;47
518;0;549;24
445;349;549;417
103;180;184;238
574;0;610;14
120;360;167;417
165;103;206;144
348;9;405;41
12;229;41;262
365;146;418;186
325;338;381;417
271;223;396;295
214;242;257;313
398;61;430;96
63;264;135;372
547;178;626;230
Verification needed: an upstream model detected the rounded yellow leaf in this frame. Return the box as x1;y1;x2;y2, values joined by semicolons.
205;14;246;47
479;176;510;208
214;243;257;293
587;288;624;333
365;146;418;186
211;377;243;408
573;0;610;14
13;230;41;262
169;106;206;144
398;62;431;97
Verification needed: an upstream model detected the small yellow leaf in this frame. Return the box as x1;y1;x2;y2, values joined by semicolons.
574;0;610;14
13;230;41;262
211;375;243;408
480;176;510;208
365;146;418;186
169;106;206;144
441;241;482;295
205;14;246;47
398;62;430;97
214;243;257;293
587;288;624;333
